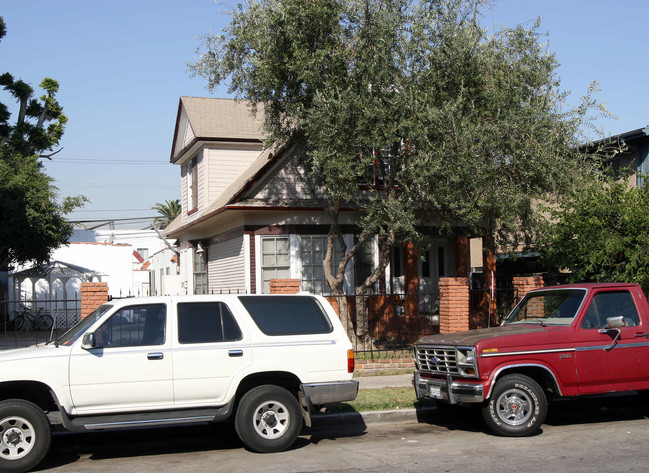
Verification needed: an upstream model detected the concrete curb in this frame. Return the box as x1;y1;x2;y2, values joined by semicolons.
308;406;435;432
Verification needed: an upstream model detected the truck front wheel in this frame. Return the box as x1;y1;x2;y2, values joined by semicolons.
482;374;547;437
235;385;302;453
0;399;51;473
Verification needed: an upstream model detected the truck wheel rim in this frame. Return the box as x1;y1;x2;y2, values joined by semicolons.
495;388;533;426
253;400;290;440
0;416;36;460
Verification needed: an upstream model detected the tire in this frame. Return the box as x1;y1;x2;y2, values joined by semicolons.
0;399;51;473
482;374;547;437
35;315;53;332
14;316;25;332
235;385;302;453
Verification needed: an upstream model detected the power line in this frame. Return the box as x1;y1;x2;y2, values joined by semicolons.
70;216;159;223
50;158;170;165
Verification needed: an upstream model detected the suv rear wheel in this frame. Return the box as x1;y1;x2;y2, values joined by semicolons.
235;385;301;453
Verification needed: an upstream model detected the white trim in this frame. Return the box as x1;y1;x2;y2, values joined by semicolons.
243;234;251;294
254;235;261;294
289;234;301;280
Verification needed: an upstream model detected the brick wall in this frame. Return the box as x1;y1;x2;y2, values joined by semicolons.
513;276;544;303
438;277;470;334
81;282;109;319
355;357;415;373
269;279;301;294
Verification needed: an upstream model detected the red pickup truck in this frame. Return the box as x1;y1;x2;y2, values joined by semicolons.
413;282;649;436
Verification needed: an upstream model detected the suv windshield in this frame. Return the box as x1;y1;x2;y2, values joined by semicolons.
504;290;585;326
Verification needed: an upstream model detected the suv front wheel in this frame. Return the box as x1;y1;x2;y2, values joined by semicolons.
0;399;51;473
235;385;302;453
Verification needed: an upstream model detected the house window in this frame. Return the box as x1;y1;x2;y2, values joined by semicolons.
193;247;208;295
188;155;198;211
354;237;374;288
392;246;404;278
358;148;391;187
137;248;149;260
438;246;446;278
300;236;342;295
421;250;431;278
261;236;290;294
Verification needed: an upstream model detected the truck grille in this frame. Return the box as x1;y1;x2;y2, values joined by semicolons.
416;346;459;375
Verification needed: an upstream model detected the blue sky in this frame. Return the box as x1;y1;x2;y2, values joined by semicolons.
2;0;647;229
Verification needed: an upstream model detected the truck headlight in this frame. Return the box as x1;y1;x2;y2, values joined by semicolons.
456;347;478;378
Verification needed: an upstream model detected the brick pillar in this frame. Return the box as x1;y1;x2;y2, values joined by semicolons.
438;277;470;334
81;282;109;319
513;276;544;303
269;279;301;294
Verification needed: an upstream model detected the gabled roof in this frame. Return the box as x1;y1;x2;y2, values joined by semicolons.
170;97;265;163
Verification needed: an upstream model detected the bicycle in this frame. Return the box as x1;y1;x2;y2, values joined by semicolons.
14;305;54;331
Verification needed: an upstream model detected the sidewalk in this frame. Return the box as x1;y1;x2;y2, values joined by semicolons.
356;374;413;390
309;373;435;431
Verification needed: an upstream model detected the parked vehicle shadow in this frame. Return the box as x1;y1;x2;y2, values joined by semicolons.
545;391;649;427
38;423;246;470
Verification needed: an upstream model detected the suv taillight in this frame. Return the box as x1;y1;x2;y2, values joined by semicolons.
347;349;355;373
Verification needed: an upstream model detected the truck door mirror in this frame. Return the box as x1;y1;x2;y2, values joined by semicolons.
605;316;627;329
81;332;96;350
598;316;627;352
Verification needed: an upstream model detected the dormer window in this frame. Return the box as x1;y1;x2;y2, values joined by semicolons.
188;155;198;212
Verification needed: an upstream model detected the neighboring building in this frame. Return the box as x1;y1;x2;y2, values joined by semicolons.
30;228;180;299
163;97;471;303
583;125;649;186
149;247;182;296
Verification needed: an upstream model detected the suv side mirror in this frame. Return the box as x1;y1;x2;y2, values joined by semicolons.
81;332;96;350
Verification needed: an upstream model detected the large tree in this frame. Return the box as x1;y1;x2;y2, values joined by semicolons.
0;17;86;271
191;0;607;342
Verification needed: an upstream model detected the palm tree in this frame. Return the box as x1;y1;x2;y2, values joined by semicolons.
152;199;181;229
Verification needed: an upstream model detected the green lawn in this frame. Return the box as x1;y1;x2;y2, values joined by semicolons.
321;387;434;414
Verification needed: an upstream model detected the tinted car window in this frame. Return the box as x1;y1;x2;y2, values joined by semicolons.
177;302;242;344
238;295;332;335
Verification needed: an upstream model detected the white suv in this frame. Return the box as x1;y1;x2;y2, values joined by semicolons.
0;294;358;473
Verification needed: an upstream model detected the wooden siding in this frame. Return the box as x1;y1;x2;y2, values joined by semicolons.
206;144;263;203
207;236;246;294
253;157;318;200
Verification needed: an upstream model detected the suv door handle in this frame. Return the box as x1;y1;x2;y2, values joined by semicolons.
229;350;244;357
147;352;164;360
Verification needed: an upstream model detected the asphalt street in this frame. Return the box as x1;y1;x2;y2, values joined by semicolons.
35;391;649;472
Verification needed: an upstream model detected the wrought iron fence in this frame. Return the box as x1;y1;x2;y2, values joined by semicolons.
0;298;81;350
327;290;440;358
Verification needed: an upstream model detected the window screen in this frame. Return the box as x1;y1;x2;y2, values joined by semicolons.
238;296;333;335
177;302;242;344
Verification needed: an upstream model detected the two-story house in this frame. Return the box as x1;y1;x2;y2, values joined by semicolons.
164;97;471;312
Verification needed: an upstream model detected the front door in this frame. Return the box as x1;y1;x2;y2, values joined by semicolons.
69;303;174;413
574;290;649;394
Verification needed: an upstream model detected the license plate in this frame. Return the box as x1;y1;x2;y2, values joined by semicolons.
429;385;442;399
